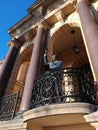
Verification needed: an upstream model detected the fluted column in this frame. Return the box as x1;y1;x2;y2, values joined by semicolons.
19;24;46;112
0;41;19;97
77;0;98;83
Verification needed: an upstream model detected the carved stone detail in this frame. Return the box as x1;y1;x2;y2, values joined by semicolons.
55;10;65;23
46;0;68;14
33;6;43;17
24;32;32;43
9;0;75;38
12;16;43;38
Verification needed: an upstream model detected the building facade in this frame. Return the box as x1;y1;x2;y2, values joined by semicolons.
0;0;98;129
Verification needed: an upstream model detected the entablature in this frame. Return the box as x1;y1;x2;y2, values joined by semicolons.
8;0;76;41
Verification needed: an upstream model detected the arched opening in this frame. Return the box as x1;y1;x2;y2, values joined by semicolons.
47;23;94;102
49;23;89;68
31;23;96;107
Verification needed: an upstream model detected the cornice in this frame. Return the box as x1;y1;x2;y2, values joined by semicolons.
8;14;32;35
8;0;51;35
8;0;77;39
27;0;45;14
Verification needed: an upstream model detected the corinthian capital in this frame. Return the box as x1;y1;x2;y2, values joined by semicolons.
85;0;97;4
24;32;32;43
77;0;97;5
8;38;21;48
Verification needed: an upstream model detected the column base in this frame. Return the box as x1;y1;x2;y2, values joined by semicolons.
15;110;27;119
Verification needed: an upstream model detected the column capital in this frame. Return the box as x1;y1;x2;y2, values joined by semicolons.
77;0;97;5
8;38;21;48
41;20;50;30
24;32;32;43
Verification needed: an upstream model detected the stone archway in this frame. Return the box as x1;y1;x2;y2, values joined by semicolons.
49;23;89;68
48;23;94;102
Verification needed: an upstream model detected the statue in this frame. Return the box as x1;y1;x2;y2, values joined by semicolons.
44;49;63;71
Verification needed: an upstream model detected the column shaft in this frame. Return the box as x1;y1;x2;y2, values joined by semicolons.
0;43;19;97
19;25;46;112
77;0;98;82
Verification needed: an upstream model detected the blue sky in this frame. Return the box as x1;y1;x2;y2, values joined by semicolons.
0;0;36;60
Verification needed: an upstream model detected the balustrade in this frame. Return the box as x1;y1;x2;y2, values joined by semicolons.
0;92;19;121
31;68;96;108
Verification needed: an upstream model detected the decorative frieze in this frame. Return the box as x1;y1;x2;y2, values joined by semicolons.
46;0;69;14
24;32;32;43
9;0;98;39
11;15;42;37
11;5;44;38
9;0;69;38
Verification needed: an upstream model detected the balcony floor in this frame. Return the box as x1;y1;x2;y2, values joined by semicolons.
23;103;95;130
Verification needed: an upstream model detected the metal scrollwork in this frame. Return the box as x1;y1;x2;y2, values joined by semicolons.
0;92;19;121
31;68;96;108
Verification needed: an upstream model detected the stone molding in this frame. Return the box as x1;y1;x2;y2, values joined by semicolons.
23;103;95;122
55;10;65;24
8;0;97;38
8;0;72;38
24;32;32;43
8;38;22;48
0;118;27;130
84;111;98;122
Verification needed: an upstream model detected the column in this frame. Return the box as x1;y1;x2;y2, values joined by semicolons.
76;0;98;82
19;24;46;112
0;41;19;97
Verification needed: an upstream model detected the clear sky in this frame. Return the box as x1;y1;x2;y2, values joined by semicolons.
0;0;36;60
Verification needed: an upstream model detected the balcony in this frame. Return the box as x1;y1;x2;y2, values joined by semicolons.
0;92;19;121
31;68;96;109
23;68;96;128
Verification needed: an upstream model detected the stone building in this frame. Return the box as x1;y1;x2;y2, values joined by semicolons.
0;0;98;129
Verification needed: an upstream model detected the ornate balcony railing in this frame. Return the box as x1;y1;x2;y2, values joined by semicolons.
31;68;96;108
0;92;19;121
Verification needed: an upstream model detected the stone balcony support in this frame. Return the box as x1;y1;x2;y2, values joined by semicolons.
19;24;46;112
0;41;19;97
76;0;98;84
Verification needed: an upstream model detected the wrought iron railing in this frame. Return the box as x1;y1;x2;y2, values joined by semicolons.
31;68;96;108
0;92;19;121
